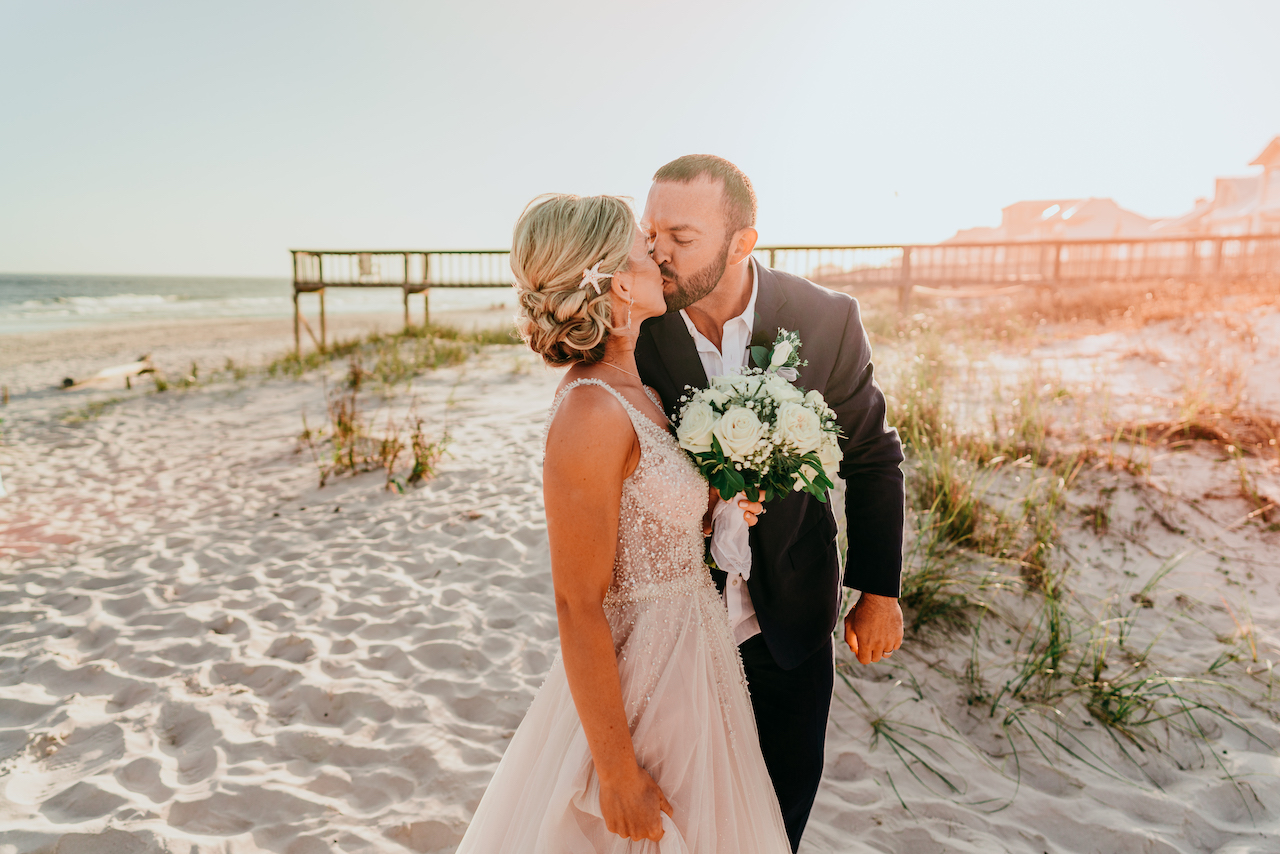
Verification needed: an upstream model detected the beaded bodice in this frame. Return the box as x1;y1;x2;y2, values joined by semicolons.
544;378;713;606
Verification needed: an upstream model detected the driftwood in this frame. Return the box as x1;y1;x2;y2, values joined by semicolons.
65;356;156;390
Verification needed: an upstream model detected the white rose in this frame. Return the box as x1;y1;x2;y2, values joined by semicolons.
770;341;793;369
701;387;730;408
817;434;842;473
764;374;804;403
722;374;762;398
711;406;765;460
774;402;823;454
676;401;717;454
795;463;819;490
804;389;825;408
710;375;739;392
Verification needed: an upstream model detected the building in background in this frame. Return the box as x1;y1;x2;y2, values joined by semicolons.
944;197;1155;243
1155;136;1280;236
943;136;1280;244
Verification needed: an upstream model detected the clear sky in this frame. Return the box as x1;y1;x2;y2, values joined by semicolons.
2;1;1277;277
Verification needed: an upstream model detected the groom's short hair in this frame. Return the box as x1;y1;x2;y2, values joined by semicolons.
653;155;757;235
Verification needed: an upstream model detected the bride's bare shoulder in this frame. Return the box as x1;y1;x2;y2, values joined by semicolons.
546;382;635;458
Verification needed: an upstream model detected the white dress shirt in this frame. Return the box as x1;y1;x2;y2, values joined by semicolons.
679;259;762;646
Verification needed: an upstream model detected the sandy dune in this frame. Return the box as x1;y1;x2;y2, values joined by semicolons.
1;309;1278;853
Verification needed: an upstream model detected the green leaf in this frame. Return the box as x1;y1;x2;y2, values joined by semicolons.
749;346;771;369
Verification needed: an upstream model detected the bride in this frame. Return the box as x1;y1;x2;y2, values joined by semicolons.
455;194;790;853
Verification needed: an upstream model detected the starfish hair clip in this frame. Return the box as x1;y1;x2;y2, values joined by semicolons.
579;261;614;295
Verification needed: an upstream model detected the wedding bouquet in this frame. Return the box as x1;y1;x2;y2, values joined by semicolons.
673;330;842;505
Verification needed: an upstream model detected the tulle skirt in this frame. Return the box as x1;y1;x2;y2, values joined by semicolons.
455;579;790;853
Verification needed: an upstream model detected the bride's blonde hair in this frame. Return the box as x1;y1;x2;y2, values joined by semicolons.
510;194;633;366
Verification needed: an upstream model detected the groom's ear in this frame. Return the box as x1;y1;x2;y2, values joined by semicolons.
728;227;758;266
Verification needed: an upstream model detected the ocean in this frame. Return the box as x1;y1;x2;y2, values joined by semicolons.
0;273;516;336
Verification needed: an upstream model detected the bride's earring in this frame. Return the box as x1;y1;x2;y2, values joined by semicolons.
614;294;632;332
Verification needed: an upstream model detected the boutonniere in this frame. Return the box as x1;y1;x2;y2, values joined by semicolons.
749;328;806;382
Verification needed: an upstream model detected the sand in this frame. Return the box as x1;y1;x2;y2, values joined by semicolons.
1;306;1277;853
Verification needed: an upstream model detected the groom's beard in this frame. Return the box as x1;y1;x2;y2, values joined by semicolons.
660;238;731;313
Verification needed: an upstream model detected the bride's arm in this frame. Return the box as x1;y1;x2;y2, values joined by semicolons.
543;387;671;843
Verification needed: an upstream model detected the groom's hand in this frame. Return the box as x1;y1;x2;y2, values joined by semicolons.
844;593;903;665
703;488;765;535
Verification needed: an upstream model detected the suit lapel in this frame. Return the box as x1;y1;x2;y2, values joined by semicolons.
751;259;797;353
649;311;708;392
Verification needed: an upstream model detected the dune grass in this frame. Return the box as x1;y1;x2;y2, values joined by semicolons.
839;287;1279;813
59;395;127;424
266;322;520;383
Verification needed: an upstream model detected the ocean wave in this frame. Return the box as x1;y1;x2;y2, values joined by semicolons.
0;273;515;335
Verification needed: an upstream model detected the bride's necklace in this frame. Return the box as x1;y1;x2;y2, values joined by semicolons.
598;360;641;382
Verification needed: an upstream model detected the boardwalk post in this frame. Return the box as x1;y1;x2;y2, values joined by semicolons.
423;253;431;329
403;252;411;331
897;246;913;314
291;251;301;357
319;289;327;353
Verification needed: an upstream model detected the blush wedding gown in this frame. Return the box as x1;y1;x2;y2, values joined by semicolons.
455;378;790;853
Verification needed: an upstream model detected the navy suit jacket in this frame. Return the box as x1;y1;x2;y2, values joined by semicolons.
635;261;905;670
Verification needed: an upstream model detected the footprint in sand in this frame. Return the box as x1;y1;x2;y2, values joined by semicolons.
156;702;218;786
385;819;464;853
5;723;126;808
115;756;174;803
39;780;128;823
266;634;317;663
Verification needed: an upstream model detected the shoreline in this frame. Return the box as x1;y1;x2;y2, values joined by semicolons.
0;307;517;396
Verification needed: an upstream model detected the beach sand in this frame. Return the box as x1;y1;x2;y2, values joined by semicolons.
1;305;1277;853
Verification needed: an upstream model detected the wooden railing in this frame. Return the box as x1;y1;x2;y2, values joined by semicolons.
289;249;513;354
759;234;1280;308
290;235;1280;353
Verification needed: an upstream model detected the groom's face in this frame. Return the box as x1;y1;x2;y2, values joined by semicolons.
642;177;733;313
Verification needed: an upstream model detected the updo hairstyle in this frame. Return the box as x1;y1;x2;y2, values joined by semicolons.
510;194;634;366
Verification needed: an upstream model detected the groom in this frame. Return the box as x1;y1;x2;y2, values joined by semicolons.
635;155;905;852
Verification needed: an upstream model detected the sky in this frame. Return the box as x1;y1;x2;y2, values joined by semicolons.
2;0;1278;277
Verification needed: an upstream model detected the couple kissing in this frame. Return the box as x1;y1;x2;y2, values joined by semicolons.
457;155;906;854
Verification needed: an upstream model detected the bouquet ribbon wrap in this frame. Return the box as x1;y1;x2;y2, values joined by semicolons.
710;491;752;581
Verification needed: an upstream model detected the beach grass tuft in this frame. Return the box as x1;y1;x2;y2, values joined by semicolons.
266;322;520;382
299;366;449;491
59;396;126;424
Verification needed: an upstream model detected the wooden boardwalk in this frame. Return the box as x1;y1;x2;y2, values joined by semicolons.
289;235;1280;353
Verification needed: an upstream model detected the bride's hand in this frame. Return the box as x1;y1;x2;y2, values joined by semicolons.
703;486;719;534
599;763;673;841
